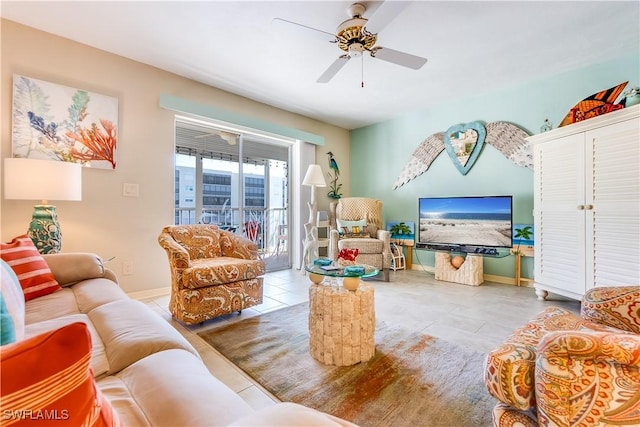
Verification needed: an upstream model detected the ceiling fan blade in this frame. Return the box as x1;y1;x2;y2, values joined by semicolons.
370;47;427;70
272;17;337;43
364;1;409;34
317;55;351;83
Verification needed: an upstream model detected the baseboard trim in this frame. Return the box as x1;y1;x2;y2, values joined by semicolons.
127;287;170;300
408;265;533;287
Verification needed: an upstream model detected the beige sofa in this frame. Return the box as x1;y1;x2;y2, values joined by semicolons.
2;252;357;426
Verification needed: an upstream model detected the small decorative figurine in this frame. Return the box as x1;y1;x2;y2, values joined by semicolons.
623;87;640;107
540;118;552;133
326;151;342;199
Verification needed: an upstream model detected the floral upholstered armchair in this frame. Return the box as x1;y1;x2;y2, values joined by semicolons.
158;225;265;324
484;286;640;427
328;197;391;281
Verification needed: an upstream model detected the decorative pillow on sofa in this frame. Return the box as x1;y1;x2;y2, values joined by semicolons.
0;259;25;345
0;296;16;345
0;322;119;426
337;219;369;237
1;235;61;301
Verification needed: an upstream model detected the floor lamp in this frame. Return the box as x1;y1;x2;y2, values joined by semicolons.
301;164;326;269
4;158;82;254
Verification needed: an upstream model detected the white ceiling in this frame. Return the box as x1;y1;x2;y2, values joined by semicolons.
2;1;638;130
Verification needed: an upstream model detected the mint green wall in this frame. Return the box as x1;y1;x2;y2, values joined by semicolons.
350;55;640;279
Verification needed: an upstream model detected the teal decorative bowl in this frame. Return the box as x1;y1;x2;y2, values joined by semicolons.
313;258;333;266
344;265;365;276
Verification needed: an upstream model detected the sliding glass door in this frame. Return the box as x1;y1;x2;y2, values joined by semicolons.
174;118;291;271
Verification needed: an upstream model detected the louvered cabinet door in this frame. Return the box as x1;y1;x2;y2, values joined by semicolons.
533;133;587;300
530;105;640;300
586;117;640;290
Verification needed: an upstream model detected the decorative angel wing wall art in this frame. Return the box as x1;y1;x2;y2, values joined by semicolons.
393;132;444;189
393;121;530;190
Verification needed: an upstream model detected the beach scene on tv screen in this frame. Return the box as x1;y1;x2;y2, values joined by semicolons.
419;197;512;247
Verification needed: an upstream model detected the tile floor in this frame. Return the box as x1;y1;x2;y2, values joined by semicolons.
142;267;581;411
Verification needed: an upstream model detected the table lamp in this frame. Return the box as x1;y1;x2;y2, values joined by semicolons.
302;164;327;225
4;157;82;254
301;164;327;270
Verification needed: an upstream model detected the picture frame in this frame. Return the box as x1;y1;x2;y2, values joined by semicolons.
12;75;118;169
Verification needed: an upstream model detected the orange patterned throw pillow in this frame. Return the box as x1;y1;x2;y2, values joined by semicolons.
0;322;120;426
0;235;61;301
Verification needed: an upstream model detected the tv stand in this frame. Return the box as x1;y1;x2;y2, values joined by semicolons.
434;252;483;286
415;243;511;258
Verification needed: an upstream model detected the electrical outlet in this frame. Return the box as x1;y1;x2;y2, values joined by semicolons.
122;260;134;276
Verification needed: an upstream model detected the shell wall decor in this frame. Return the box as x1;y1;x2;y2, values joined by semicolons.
393;121;530;190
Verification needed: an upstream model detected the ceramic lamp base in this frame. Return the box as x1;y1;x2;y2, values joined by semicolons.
27;205;61;254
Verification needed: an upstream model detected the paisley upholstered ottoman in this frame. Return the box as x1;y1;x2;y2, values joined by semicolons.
484;286;640;427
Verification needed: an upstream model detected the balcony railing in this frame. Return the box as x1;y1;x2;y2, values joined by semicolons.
174;207;289;270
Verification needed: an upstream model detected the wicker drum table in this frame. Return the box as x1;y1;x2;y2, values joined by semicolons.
308;280;376;366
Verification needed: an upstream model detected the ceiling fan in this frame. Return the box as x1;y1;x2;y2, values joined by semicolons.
195;130;238;145
273;2;427;85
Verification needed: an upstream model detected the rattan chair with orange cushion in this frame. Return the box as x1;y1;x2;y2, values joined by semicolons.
484;286;640;427
158;225;265;324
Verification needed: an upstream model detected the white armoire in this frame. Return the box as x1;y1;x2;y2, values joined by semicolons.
528;104;640;300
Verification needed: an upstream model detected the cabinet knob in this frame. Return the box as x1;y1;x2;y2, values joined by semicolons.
586;204;594;210
578;205;585;210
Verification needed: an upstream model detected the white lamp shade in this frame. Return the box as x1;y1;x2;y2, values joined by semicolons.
4;157;82;201
302;164;327;187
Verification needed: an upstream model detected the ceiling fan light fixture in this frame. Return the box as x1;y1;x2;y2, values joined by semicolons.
336;23;376;53
275;1;427;85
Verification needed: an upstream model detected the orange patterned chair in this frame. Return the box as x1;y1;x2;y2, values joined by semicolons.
158;225;265;324
484;286;640;426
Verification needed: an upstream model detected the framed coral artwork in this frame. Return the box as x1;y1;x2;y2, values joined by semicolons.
12;75;118;169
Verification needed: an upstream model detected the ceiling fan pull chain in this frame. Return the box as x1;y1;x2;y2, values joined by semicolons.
361;54;365;88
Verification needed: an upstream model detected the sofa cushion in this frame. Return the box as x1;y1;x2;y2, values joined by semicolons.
338;238;383;254
70;278;129;313
42;252;111;287
0;322;119;426
24;278;128;326
228;402;360;427
98;349;252;426
182;257;265;289
1;259;25;342
581;286;640;333
484;306;621;410
88;299;199;374
25;287;79;325
25;313;110;379
1;235;61;301
167;224;223;259
535;330;640;426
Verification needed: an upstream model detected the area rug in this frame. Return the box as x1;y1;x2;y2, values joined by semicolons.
198;303;495;427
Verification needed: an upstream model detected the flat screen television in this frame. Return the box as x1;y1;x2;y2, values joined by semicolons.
418;196;513;251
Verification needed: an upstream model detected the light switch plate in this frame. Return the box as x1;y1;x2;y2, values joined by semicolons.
123;183;139;197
